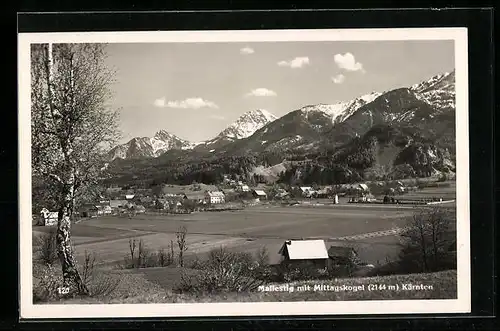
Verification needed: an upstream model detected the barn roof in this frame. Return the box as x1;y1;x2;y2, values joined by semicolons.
183;192;206;200
253;189;267;196
358;183;369;191
278;240;328;260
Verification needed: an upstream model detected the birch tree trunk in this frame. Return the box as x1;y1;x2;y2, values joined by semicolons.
45;43;89;296
57;184;89;295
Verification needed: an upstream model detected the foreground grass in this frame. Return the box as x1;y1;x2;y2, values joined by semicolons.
44;269;457;304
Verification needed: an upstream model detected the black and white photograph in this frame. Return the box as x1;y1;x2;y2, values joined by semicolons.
19;28;470;318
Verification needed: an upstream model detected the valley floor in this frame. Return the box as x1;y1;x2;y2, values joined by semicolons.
34;203;423;267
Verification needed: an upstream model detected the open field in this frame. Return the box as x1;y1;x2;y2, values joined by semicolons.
33;204;425;266
395;184;456;201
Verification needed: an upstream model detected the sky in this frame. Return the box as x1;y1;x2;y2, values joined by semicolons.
104;40;455;143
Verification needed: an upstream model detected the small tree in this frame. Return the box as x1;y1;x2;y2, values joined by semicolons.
176;226;188;267
137;239;149;268
255;246;269;268
128;239;137;267
398;206;455;273
170;239;175;264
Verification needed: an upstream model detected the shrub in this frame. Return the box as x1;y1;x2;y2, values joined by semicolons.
254;246;270;268
33;263;63;303
275;261;327;282
175;247;263;294
87;273;121;298
79;251;121;298
34;228;59;265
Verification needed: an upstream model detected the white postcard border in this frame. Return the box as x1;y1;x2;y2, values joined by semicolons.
18;27;470;319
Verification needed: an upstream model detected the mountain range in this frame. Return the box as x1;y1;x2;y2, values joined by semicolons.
109;70;455;161
108;109;278;160
105;70;456;185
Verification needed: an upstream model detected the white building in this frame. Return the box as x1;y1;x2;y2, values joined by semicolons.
238;184;250;192
39;208;58;226
300;186;315;197
205;191;225;204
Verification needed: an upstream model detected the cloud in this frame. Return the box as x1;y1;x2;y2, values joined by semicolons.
277;56;310;68
155;97;219;109
240;47;255;55
331;74;346;84
334;52;365;72
153;97;166;107
245;88;277;97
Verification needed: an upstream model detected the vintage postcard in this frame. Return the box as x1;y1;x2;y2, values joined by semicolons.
19;28;470;319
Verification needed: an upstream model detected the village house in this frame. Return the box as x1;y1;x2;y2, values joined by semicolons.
39;208;58;226
79;203;100;218
205;190;225;204
183;192;207;204
125;194;135;200
299;186;316;198
358;183;370;193
237;184;250;192
109;199;128;209
313;187;330;198
252;189;267;200
156;197;183;210
99;204;112;215
278;239;329;269
347;183;371;202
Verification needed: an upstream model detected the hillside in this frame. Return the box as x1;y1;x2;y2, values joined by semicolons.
278;124;455;185
47;269;457;304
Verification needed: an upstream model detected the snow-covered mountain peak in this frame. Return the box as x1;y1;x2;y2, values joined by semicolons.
410;70;455;111
154;129;177;141
107;130;193;160
216;109;278;140
298;91;383;124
